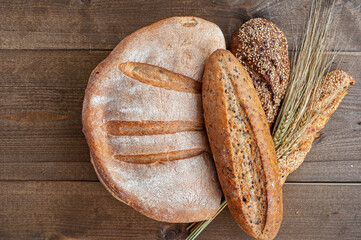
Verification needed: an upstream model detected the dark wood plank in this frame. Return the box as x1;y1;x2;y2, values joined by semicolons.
0;162;98;181
0;181;360;239
0;0;360;51
0;2;359;240
287;160;361;183
0;50;108;163
0;181;188;240
200;183;361;240
0;50;360;182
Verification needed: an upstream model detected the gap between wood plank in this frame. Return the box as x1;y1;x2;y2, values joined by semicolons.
0;180;360;185
284;182;361;185
1;49;361;53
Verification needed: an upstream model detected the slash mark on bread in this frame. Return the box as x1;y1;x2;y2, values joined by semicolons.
182;18;198;27
119;62;201;94
103;120;204;136
114;148;206;164
222;64;267;234
203;50;282;239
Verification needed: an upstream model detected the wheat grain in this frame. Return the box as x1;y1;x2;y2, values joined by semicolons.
274;0;335;161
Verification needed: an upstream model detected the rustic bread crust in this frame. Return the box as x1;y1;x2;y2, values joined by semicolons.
203;49;282;240
82;17;226;223
230;18;290;129
279;70;355;184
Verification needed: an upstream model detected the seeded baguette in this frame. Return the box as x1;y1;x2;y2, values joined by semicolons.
230;18;290;129
202;49;282;240
279;70;355;184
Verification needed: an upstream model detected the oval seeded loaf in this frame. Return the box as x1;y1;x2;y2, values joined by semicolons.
230;18;290;129
82;17;226;223
203;49;283;240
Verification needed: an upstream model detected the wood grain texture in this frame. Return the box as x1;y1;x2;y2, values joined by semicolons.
0;0;360;51
200;183;361;240
0;50;108;163
0;181;360;240
0;1;360;239
0;50;359;182
0;162;98;181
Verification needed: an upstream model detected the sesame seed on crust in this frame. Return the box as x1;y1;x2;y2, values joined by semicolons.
230;18;290;129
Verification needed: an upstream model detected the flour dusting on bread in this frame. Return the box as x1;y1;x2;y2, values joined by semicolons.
82;17;226;223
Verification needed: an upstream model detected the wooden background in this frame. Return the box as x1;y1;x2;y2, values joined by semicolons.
0;0;360;239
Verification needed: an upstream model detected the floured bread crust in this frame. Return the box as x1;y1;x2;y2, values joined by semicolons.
82;17;226;223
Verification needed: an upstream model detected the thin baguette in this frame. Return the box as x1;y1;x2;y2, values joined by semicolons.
202;49;282;240
279;70;355;184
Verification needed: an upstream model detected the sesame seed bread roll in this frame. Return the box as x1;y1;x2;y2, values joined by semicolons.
203;49;282;240
279;70;355;184
82;17;226;223
230;18;290;129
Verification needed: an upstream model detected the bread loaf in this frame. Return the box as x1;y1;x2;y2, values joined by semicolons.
202;49;282;240
230;18;290;129
279;70;355;184
82;17;226;223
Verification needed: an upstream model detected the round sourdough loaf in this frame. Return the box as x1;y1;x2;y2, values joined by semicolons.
82;17;225;223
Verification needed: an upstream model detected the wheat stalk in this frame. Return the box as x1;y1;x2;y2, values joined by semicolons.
274;0;335;159
186;0;336;239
